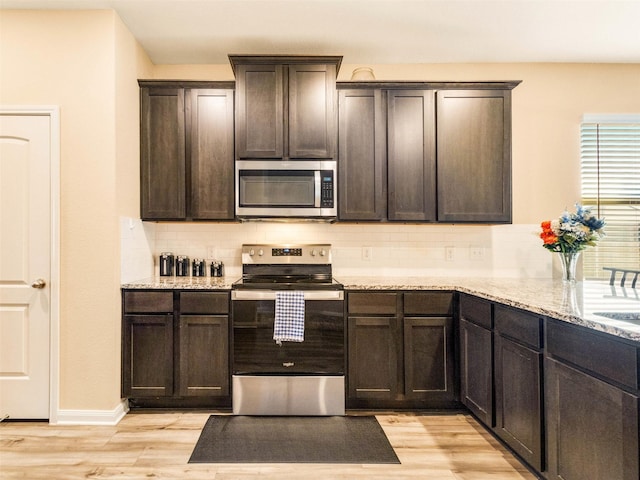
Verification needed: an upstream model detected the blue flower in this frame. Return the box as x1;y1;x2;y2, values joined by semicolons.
540;203;606;253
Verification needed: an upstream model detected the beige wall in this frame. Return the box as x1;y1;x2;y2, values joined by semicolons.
1;8;639;414
0;10;152;413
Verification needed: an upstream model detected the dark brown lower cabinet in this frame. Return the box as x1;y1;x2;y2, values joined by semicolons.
122;314;174;397
459;317;493;426
546;358;639;480
404;317;455;403
545;318;639;480
122;289;230;408
178;315;229;397
347;291;456;409
494;334;543;471
493;305;544;472
348;315;399;401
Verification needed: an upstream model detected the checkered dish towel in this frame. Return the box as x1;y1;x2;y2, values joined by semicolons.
273;291;305;345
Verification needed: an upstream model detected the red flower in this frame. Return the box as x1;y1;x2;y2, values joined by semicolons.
540;221;558;245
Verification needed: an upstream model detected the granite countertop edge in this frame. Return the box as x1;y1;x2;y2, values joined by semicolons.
121;277;238;290
122;276;640;343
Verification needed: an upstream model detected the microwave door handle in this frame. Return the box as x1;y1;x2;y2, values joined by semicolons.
314;170;321;207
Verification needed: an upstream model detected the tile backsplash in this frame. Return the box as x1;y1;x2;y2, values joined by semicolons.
120;218;552;282
119;217;156;283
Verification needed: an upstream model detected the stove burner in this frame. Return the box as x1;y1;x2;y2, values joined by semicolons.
233;275;342;291
234;244;342;291
242;274;331;283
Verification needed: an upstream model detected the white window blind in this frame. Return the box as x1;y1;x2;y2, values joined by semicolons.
580;116;640;279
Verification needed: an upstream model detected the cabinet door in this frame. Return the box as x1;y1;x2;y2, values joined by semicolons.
494;334;543;471
178;315;229;397
187;89;235;220
122;315;173;397
436;90;511;223
288;63;336;159
338;89;386;220
347;316;399;400
546;358;639;480
387;90;436;221
140;87;186;219
403;317;455;403
235;64;284;158
459;317;493;426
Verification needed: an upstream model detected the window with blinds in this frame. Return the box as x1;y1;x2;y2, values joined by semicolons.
580;115;640;279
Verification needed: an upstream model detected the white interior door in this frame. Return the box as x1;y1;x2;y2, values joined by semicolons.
0;113;52;419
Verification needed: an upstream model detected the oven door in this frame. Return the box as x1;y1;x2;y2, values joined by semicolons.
231;289;345;374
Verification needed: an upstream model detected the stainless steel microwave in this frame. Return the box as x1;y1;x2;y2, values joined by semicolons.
235;160;337;220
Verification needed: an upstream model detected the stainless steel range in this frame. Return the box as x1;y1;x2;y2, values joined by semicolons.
231;244;345;416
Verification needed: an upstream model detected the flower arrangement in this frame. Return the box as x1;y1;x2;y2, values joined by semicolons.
540;203;606;254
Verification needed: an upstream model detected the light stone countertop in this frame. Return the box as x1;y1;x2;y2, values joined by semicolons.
338;276;640;343
122;275;640;343
122;276;238;290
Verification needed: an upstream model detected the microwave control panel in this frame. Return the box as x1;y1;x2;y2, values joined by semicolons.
321;171;334;208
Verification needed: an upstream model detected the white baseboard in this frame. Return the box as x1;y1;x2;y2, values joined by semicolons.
53;399;129;425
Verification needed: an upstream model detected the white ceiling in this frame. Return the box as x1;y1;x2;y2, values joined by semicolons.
3;0;640;65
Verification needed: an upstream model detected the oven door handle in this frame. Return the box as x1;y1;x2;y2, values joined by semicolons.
231;290;344;301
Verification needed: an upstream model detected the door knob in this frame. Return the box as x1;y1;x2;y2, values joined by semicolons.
31;279;46;289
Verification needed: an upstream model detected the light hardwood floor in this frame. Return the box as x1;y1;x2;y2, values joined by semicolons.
0;412;537;479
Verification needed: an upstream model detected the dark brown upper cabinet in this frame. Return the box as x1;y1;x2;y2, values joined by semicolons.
139;81;235;221
230;55;342;160
140;85;186;219
338;88;387;220
337;87;436;222
387;90;436;221
436;89;513;223
336;81;519;224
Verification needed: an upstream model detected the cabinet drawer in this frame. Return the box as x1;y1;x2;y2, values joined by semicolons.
494;304;542;349
546;319;638;390
123;291;173;313
459;294;492;329
404;291;454;315
348;292;397;315
180;291;229;314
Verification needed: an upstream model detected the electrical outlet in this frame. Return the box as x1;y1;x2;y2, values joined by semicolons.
362;246;372;261
206;246;217;260
470;246;484;260
445;246;455;261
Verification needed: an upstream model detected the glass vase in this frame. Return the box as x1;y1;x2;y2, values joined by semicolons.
558;251;580;283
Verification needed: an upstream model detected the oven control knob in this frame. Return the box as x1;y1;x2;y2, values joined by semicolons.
249;249;255;256
310;249;317;257
320;249;327;257
258;249;264;256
